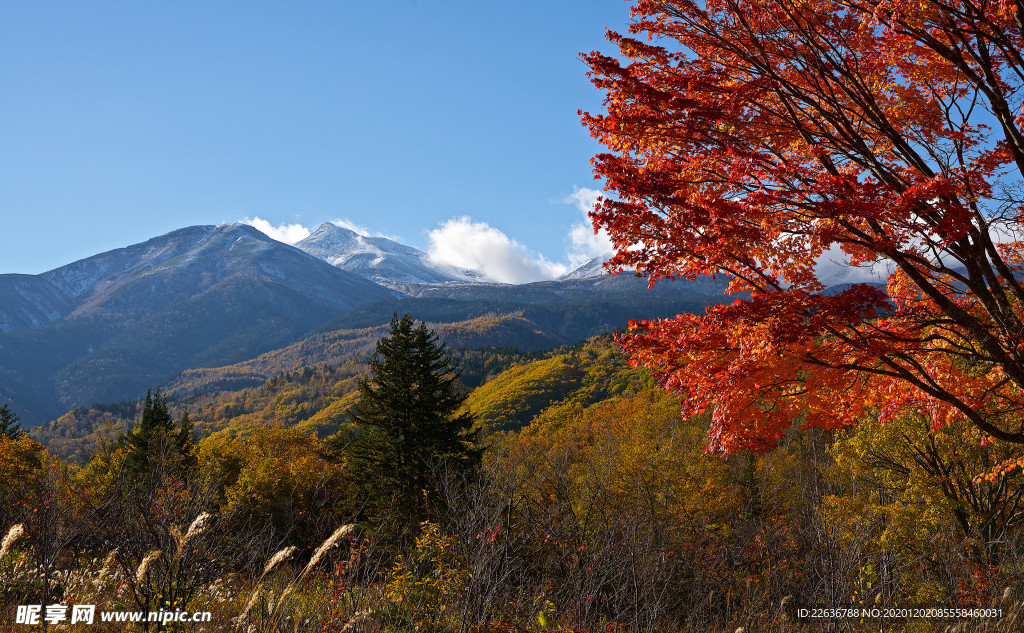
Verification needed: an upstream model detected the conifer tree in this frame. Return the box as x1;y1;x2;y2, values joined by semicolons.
123;389;197;485
0;403;22;440
350;314;479;517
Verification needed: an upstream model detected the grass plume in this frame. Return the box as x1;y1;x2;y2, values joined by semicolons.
0;524;26;562
299;524;355;582
96;548;119;584
261;545;297;581
173;512;213;559
135;549;162;584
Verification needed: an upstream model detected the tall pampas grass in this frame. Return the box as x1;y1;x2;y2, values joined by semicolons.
95;548;119;585
172;512;213;559
237;586;264;625
185;512;213;541
261;546;297;581
300;524;356;582
272;585;294;615
135;550;162;584
0;524;26;562
236;546;297;627
236;525;357;629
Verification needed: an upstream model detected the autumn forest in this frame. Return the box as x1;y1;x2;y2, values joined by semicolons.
5;0;1024;631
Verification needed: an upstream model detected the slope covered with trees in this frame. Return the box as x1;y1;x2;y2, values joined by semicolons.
163;312;561;399
462;336;655;431
9;322;1024;631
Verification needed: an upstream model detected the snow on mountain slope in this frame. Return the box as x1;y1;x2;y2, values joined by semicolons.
0;275;74;333
0;224;401;420
295;222;483;285
559;254;615;281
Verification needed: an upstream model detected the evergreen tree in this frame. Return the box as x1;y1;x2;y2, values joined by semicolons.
0;403;22;440
350;314;479;517
123;389;197;485
175;410;197;471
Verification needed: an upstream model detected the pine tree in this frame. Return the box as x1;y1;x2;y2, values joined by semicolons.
123;389;197;484
350;314;479;516
175;411;197;472
0;403;22;440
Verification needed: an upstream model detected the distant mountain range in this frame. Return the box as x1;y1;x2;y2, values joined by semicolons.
0;222;729;425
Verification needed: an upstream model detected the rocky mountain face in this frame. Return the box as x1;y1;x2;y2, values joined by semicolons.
0;275;75;333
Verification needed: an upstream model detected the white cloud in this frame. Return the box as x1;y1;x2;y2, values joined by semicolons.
565;186;602;215
241;191;630;283
814;245;892;287
328;218;406;241
329;218;372;235
563;187;614;266
243;217;311;244
427;217;568;284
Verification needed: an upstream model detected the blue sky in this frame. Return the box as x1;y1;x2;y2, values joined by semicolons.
0;1;629;279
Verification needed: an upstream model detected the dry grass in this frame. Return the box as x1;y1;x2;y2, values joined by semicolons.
0;523;25;562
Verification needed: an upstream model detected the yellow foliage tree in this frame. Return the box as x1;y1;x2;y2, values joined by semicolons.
827;413;1024;605
200;426;350;545
0;435;49;526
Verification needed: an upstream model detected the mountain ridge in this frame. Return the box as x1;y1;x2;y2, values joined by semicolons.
0;223;397;423
295;222;486;286
0;222;734;427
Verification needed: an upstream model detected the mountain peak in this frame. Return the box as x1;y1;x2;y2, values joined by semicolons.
560;254;615;280
309;222;358;239
295;224;476;286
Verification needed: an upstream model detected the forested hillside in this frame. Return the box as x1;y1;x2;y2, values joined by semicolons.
462;336;654;431
31;315;552;462
163;312;562;399
11;322;1024;632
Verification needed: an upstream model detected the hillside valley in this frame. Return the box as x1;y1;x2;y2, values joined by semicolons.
0;223;733;426
32;331;646;465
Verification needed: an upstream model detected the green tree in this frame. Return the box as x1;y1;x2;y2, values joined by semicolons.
123;389;197;485
350;314;479;518
0;403;22;440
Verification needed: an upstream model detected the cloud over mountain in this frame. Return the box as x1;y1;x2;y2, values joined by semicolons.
426;217;568;284
564;187;614;265
243;217;311;244
243;192;620;284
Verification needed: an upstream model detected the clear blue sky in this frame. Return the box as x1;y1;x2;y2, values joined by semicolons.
0;1;630;277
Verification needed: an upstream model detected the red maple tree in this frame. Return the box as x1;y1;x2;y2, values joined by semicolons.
581;0;1024;453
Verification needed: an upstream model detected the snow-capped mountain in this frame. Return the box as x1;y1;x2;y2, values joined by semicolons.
0;224;394;334
0;224;396;421
559;254;615;281
295;223;484;286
